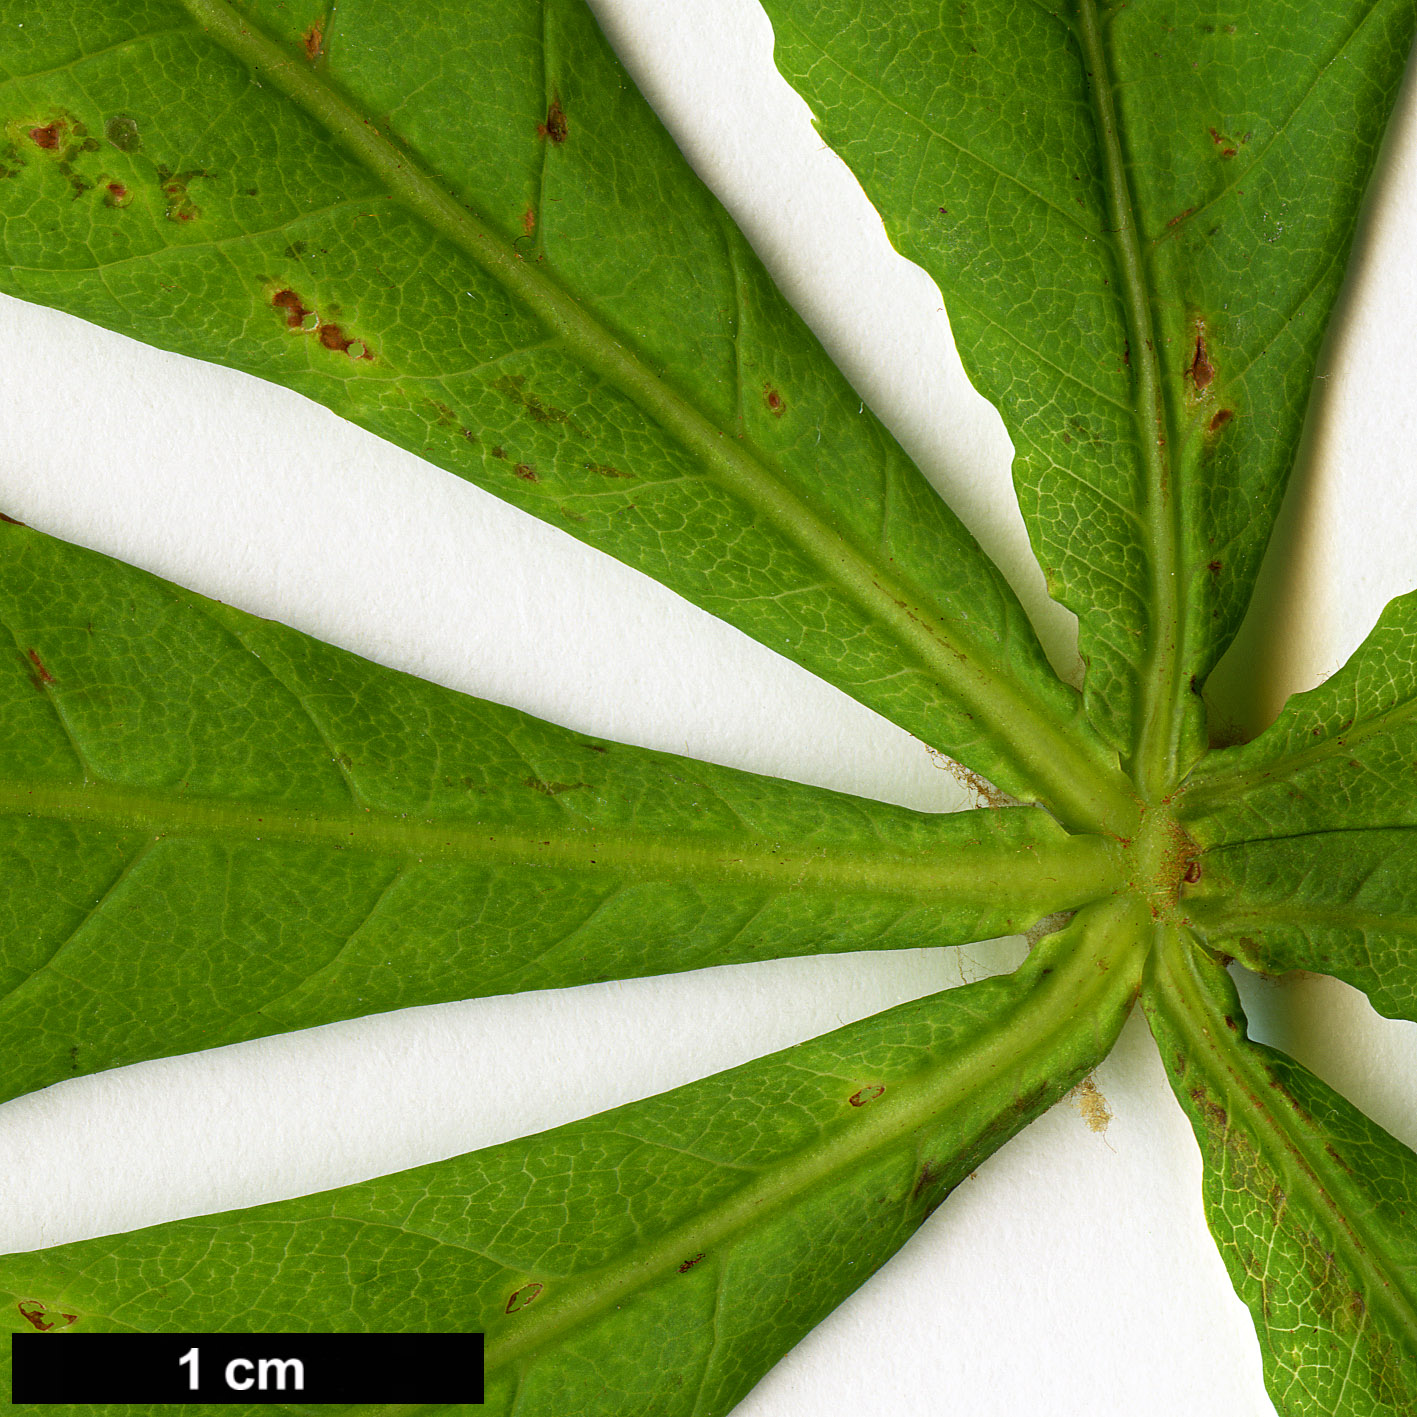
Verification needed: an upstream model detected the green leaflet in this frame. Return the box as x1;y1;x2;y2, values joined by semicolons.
1183;589;1417;839
1182;829;1417;1024
1179;590;1417;1020
0;0;1132;828
0;516;1120;1104
0;898;1148;1417
1145;932;1417;1416
760;0;1417;789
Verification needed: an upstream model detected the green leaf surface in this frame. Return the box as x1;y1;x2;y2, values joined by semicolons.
1184;829;1417;1026
0;897;1148;1416
1178;590;1417;1019
1145;931;1417;1416
0;516;1122;1106
0;0;1135;828
759;0;1417;791
1183;590;1417;840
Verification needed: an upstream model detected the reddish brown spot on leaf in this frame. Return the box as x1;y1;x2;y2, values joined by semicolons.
1167;206;1195;228
1189;328;1215;389
848;1083;885;1108
1206;559;1222;574
505;1282;544;1314
272;288;310;329
270;289;372;359
764;384;785;416
1183;860;1202;884
104;181;131;208
677;1253;705;1273
17;1300;75;1331
522;207;536;236
513;462;539;482
1189;1086;1228;1134
28;123;61;150
26;648;54;686
584;462;633;479
302;19;325;62
1209;408;1233;431
912;1159;943;1200
538;96;568;144
317;321;357;354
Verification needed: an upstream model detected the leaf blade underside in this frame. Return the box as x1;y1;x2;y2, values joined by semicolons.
0;898;1149;1417
0;517;1123;1105
1145;932;1417;1416
759;0;1417;791
0;0;1133;828
3;1;1417;1414
1180;590;1417;1022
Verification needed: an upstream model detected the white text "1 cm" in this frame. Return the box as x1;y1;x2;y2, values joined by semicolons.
178;1346;305;1392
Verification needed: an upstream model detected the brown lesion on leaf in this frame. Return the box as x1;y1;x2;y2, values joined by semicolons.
764;383;785;416
584;462;634;479
268;287;374;360
513;462;539;482
677;1253;705;1273
490;373;583;432
911;1157;944;1200
11;111;101;197
103;181;132;208
302;18;325;62
0;138;24;181
1208;126;1238;159
848;1083;885;1108
1189;1084;1228;1136
537;95;569;144
504;1281;544;1314
17;1300;77;1332
272;287;312;329
1208;408;1233;432
25;648;54;689
1187;317;1215;392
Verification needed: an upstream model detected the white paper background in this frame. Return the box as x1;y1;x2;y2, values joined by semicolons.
3;3;1417;1412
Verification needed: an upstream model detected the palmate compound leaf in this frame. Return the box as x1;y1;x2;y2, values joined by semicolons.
0;897;1150;1417
759;0;1417;792
4;0;1417;1414
0;0;1135;833
0;515;1122;1105
1179;589;1417;1024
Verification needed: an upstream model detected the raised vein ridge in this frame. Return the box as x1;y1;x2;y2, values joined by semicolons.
1075;0;1185;799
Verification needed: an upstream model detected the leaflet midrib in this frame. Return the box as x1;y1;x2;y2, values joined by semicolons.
0;777;1118;902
